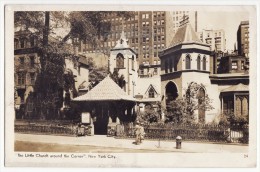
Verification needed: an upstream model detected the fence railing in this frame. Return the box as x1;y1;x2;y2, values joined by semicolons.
116;123;249;143
14;120;249;143
15;120;78;136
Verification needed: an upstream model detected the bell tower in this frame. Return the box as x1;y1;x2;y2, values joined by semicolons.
109;29;138;97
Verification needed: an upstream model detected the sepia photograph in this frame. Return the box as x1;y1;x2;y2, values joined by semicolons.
3;3;258;168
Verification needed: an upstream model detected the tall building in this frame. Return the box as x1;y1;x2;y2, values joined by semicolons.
237;20;249;57
14;29;41;119
197;29;226;52
172;11;197;35
78;11;174;66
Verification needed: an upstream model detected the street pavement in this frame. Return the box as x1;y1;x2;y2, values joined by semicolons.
15;133;248;153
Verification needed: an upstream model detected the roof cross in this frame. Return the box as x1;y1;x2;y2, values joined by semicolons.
179;14;189;27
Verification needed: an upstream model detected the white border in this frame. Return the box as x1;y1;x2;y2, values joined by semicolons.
1;0;259;172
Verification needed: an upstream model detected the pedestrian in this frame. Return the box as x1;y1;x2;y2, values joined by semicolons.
135;121;145;145
134;121;141;145
140;122;145;143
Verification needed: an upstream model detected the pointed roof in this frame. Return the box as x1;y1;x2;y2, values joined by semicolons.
221;83;249;93
73;76;135;102
169;23;203;47
135;76;161;96
112;30;129;49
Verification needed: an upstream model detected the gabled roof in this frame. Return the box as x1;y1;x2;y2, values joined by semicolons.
135;76;161;96
221;83;249;93
169;23;203;47
145;84;158;95
111;30;129;49
73;76;135;102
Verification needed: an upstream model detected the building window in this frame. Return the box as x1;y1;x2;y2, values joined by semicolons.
165;60;168;73
116;53;124;68
30;37;35;47
20;39;25;48
154;68;158;75
161;36;165;41
18;72;25;85
241;61;245;70
203;56;206;70
169;59;173;73
232;61;238;69
30;56;35;67
140;69;144;75
197;55;201;70
185;54;191;69
19;56;25;65
148;88;155;98
132;55;135;70
161;19;165;25
30;73;35;85
14;39;19;49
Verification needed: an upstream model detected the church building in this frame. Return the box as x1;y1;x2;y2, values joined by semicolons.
159;16;249;123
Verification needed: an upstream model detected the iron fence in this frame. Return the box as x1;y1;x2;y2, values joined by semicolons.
15;120;78;136
116;122;248;143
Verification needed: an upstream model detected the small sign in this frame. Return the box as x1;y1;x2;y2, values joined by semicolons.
81;112;91;124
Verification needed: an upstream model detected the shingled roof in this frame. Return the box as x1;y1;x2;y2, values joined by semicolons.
169;23;203;47
221;83;249;93
73;76;135;102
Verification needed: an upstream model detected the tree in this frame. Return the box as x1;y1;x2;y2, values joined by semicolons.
136;104;160;124
110;69;125;89
14;11;134;120
166;82;214;124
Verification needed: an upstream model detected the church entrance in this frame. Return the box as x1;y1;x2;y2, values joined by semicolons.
93;104;109;135
165;81;178;106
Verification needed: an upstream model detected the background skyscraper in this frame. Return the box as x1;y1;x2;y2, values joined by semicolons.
237;20;249;57
77;11;175;66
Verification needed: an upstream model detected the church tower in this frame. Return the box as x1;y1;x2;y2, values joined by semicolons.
109;30;138;97
159;15;214;123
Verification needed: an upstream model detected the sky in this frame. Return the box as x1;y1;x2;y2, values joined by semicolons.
197;11;250;51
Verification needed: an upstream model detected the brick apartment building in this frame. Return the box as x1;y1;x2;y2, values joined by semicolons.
237;20;249;57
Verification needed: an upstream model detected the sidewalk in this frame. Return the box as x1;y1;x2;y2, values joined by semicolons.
15;133;248;153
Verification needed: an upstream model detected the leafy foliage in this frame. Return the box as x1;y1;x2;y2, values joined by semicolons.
218;111;248;126
136;104;160;124
110;69;125;89
166;82;214;124
14;11;134;119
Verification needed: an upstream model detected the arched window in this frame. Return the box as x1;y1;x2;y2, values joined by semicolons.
116;53;124;68
203;55;206;70
169;59;173;72
185;54;191;69
132;55;135;70
165;59;168;73
197;55;201;70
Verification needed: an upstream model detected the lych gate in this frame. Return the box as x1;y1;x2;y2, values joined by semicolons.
73;76;136;135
